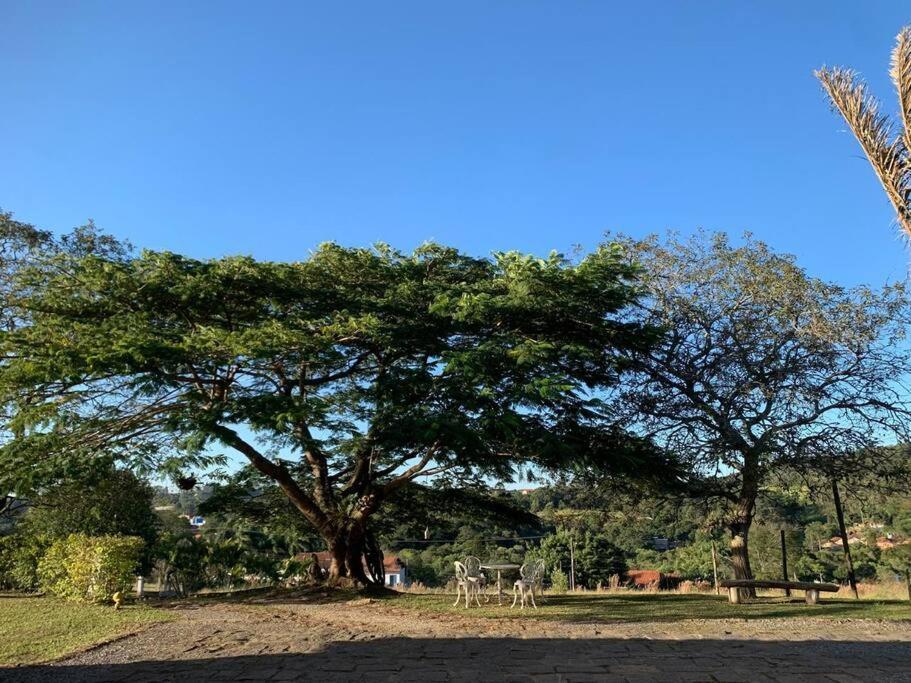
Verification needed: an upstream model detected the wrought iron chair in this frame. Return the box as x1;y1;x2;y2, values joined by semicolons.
519;559;547;604
464;555;489;602
531;558;546;602
453;561;481;608
512;561;538;610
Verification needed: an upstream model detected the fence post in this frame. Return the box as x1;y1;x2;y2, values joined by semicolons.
569;536;576;591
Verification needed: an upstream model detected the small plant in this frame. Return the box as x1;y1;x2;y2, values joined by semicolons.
550;567;569;593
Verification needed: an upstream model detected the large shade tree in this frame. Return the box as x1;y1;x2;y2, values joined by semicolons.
610;232;911;585
0;224;662;583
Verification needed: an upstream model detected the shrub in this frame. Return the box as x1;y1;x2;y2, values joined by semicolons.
38;534;143;603
0;533;50;591
22;467;159;574
550;566;569;592
153;531;208;597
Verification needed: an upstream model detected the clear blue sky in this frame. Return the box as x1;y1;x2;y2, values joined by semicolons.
4;1;911;287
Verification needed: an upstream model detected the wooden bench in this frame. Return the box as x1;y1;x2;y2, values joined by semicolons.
720;579;839;605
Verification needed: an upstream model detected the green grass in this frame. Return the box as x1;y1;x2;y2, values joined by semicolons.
379;590;911;623
0;594;174;666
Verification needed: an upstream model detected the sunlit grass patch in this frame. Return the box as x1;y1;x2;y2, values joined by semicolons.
0;594;173;666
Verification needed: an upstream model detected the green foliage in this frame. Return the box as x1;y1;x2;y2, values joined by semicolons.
153;530;208;597
150;506;305;595
538;530;625;589
670;533;724;581
20;468;158;572
0;229;665;582
549;567;569;592
37;534;143;603
0;533;49;591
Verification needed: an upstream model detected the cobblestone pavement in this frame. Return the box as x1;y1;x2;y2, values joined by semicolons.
4;600;911;682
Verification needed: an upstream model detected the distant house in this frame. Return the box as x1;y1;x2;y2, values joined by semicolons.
304;551;408;587
179;514;206;528
820;530;911;551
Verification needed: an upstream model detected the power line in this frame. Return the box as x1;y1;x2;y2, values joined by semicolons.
385;534;548;544
192;526;548;544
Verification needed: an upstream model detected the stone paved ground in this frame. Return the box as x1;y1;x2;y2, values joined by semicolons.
4;598;911;682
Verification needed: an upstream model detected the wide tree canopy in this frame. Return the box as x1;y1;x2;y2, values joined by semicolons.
0;227;666;582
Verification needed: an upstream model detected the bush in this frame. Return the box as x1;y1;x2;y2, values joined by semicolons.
0;533;50;591
153;531;208;597
23;468;159;574
550;566;569;592
38;534;143;603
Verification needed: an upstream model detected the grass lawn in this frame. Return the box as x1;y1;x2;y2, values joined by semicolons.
0;594;174;666
381;590;911;623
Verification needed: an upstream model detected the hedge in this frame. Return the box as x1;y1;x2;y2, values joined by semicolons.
0;533;49;591
37;534;143;603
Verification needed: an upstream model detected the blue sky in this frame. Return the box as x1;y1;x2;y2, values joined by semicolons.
3;1;911;287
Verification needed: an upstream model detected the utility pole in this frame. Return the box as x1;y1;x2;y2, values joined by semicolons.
710;541;720;595
780;529;790;597
832;479;859;599
569;535;576;591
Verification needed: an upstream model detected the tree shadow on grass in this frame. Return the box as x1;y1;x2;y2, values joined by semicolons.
381;591;911;623
5;636;910;682
148;584;368;611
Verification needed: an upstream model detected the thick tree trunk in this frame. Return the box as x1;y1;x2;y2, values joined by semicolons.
729;457;759;600
729;519;755;597
327;536;348;580
323;523;378;586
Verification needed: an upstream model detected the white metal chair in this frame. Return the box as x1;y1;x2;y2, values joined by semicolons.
463;555;489;601
529;558;547;603
453;561;481;608
514;559;546;608
511;565;537;610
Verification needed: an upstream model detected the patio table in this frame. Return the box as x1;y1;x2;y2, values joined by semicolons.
480;563;520;605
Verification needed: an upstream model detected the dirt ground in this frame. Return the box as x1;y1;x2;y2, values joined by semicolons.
5;593;911;682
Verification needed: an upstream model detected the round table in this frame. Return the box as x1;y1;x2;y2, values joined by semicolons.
480;563;520;605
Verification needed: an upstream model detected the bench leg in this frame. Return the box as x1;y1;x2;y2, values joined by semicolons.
805;589;819;605
728;586;740;604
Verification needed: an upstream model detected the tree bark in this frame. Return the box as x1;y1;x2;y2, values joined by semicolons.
729;519;755;598
728;453;760;599
323;522;379;586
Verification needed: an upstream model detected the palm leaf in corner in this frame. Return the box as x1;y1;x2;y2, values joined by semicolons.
816;27;911;242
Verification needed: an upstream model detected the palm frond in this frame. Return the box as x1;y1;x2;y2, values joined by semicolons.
816;31;911;242
890;26;911;154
